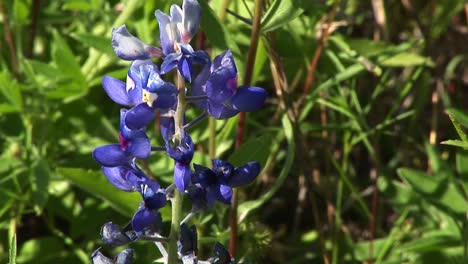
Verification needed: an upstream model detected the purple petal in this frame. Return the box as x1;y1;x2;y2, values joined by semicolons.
219;184;233;203
127;133;151;159
131;206;158;233
229;86;267;112
112;25;161;60
141;180;167;210
206;57;238;104
181;0;201;43
93;144;129;167
116;249;134;264
191;65;210;110
166;134;194;163
161;53;182;74
178;56;193;82
91;250;114;264
211;50;234;71
212;242;232;264
100;222;137;246
187;185;208;211
102;76;133;106
174;163;192;192
115;248;134;264
192;50;210;65
160;116;175;143
147;78;178;109
227;161;261;188
170;4;183;24
155;10;179;55
128;60;159;90
211;159;234;183
102;166;134;191
207;101;238;119
207;184;232;205
125;103;156;130
191;164;216;188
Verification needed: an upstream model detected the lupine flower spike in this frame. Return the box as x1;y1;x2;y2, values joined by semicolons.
92;0;266;262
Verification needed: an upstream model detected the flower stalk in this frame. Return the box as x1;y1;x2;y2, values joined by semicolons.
168;71;187;264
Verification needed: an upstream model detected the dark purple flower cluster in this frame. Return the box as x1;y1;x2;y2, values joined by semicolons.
91;0;265;263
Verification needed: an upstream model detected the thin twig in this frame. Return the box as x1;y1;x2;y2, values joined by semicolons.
302;4;338;96
28;0;41;57
0;1;19;76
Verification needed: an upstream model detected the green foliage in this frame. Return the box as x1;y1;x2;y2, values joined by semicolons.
0;0;467;263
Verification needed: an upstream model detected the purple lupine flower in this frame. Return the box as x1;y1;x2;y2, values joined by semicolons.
93;109;151;167
125;60;178;129
155;0;201;55
190;159;261;207
178;223;198;260
101;222;138;246
155;0;210;81
160;116;195;192
207;242;235;264
91;248;134;264
192;50;267;119
112;25;161;61
102;60;178;130
168;134;195;193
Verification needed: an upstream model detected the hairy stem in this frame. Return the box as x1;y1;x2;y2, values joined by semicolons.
167;72;187;264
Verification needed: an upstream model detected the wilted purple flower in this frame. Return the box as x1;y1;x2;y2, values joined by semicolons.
101;222;138;246
192;50;267;119
207;242;235;264
178;223;198;260
91;248;134;264
190;159;261;207
111;25;162;61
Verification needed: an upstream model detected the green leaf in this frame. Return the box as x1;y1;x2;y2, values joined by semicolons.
379;52;434;67
400;232;461;253
446;108;468;129
441;140;468;149
238;115;295;221
261;0;304;33
9;234;16;264
71;33;114;56
229;134;273;168
16;237;65;263
397;168;467;215
57;167;141;218
199;0;237;52
456;150;468;176
52;31;85;83
0;70;23;112
30;159;50;214
62;0;94;11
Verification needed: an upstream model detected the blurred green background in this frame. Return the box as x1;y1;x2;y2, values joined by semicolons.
0;0;467;263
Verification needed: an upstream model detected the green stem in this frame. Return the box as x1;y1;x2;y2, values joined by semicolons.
208;117;216;159
167;72;186;264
